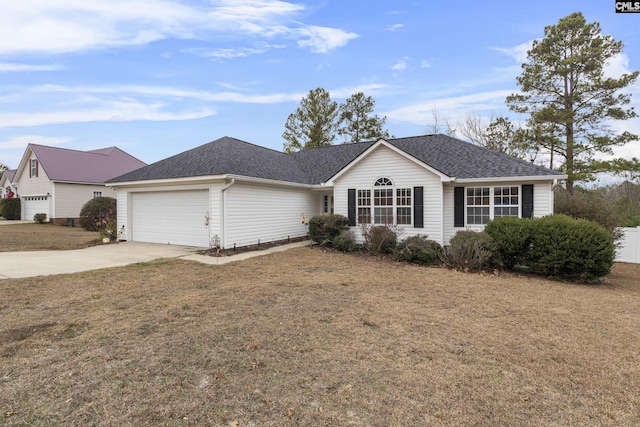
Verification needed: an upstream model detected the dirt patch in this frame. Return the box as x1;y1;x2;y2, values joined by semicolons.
0;249;639;426
200;235;308;256
0;223;98;251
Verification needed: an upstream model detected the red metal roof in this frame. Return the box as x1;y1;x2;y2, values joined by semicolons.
2;169;16;183
30;144;146;184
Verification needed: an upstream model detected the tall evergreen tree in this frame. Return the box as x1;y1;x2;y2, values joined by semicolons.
0;163;8;172
506;12;639;193
338;92;389;143
283;88;339;154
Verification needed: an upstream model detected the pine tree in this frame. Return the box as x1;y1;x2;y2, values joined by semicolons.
506;12;639;193
283;88;339;154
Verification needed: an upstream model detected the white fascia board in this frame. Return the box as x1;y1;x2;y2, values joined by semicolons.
225;174;314;189
453;175;567;184
325;139;452;185
106;174;228;188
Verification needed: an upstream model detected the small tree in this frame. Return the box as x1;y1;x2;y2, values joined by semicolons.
338;92;390;143
283;88;339;153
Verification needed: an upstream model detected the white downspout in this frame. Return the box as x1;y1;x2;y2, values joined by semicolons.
220;178;235;248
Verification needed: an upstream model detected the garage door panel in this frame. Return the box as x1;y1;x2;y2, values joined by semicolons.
22;196;50;221
131;190;210;247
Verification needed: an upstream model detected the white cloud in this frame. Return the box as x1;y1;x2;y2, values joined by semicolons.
0;135;71;150
0;0;357;56
493;41;533;64
384;89;513;125
0;62;64;72
296;25;359;53
385;24;404;32
391;58;408;71
420;60;431;69
0;100;215;128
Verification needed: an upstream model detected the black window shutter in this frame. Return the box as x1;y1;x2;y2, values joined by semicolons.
522;184;534;218
413;186;424;228
454;187;464;227
347;189;356;226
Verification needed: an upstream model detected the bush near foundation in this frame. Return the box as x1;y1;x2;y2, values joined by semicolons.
442;231;493;271
332;229;358;252
484;217;535;269
307;214;349;244
529;214;615;281
79;197;117;232
395;235;443;265
0;198;21;220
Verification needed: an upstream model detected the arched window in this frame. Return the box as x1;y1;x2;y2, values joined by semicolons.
355;177;412;226
373;177;394;224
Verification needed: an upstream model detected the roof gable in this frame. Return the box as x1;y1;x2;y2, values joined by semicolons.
1;169;16;186
109;134;564;185
16;144;146;184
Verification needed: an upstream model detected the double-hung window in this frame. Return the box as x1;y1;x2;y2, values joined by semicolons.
494;186;519;217
93;191;103;199
466;186;520;225
355;177;413;226
30;159;38;177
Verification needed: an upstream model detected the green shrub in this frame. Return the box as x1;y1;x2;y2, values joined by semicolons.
79;197;117;232
529;214;615;281
0;198;21;220
362;224;398;254
33;213;48;224
307;214;349;244
442;231;493;271
484;217;535;269
395;235;443;265
332;229;358;252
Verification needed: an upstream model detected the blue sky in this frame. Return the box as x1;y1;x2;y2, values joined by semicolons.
1;0;639;171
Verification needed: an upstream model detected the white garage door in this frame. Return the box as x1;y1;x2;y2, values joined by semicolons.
131;190;210;247
22;196;50;221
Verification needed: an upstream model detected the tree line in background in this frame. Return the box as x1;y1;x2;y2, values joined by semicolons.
282;12;640;229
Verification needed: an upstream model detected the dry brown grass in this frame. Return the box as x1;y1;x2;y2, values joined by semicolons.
1;248;639;426
0;223;98;251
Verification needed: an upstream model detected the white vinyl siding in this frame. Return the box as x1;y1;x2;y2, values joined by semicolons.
224;182;317;248
333;144;442;243
15;152;52;199
117;189;128;239
443;181;556;245
131;190;210;247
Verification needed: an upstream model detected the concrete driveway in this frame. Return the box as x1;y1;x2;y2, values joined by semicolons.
0;242;199;279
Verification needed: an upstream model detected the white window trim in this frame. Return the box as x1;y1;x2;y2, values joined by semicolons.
465;186;521;225
355;177;412;226
30;159;38;177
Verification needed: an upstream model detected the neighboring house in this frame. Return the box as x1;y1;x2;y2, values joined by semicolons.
14;144;146;224
108;135;566;248
0;169;17;198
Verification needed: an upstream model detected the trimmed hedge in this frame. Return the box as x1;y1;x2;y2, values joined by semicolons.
307;214;350;244
528;214;615;280
395;235;442;265
484;217;534;269
33;213;48;223
0;198;21;220
79;197;117;231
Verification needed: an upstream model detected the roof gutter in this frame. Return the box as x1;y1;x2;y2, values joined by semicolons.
452;174;567;183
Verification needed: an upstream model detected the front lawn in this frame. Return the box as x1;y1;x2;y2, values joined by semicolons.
0;223;98;251
1;248;639;426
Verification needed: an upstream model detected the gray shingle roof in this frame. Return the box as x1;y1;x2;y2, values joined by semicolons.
30;144;146;184
109;134;563;185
